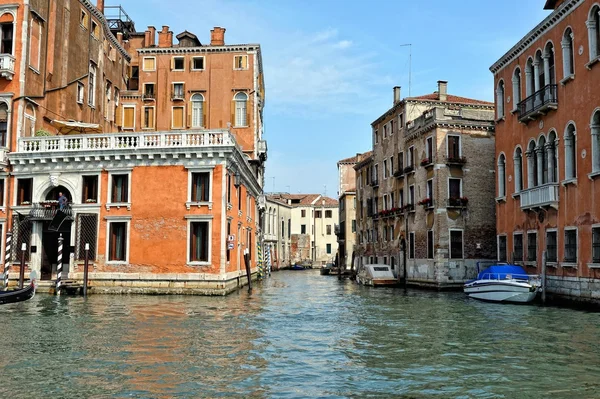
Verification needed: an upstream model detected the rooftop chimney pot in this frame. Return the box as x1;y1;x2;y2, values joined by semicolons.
438;80;448;101
393;86;401;105
210;27;226;46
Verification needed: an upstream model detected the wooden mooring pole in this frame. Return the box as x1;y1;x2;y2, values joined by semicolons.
18;243;26;289
83;243;90;297
541;250;547;304
243;248;252;293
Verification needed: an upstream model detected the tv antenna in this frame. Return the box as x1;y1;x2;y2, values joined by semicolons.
400;44;412;97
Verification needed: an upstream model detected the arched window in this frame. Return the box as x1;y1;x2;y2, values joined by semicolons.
591;110;600;173
496;80;505;119
498;154;506;197
0;12;15;55
233;92;248;127
544;42;555;85
514;147;523;193
538;136;548;184
535;50;544;99
512;67;522;111
587;5;600;61
564;123;577;180
547;130;558;182
0;102;8;147
562;28;575;78
527;140;538;188
525;57;535;98
24;103;35;137
191;93;204;128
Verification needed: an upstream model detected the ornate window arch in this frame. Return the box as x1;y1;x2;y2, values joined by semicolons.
587;4;600;61
233;92;248;127
513;146;523;193
562;27;575;78
191;93;205;128
512;66;522;111
564;122;577;180
497;153;506;197
496;80;505;119
591;109;600;174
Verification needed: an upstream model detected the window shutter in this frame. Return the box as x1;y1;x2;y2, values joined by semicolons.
187;102;192;128
115;105;122;126
242;56;247;69
203;100;207;127
231;100;235;127
246;99;250;127
170;57;175;70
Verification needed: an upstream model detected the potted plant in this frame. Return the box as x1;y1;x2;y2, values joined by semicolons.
85;198;98;204
420;158;431;167
418;198;433;208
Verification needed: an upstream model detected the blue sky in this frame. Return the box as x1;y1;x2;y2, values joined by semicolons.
119;0;550;196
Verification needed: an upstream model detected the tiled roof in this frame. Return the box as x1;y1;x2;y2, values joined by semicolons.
406;93;494;106
338;150;372;165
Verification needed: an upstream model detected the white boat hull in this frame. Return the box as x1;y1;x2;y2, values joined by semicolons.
464;280;538;303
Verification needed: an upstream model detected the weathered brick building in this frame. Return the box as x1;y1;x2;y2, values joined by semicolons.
1;0;267;294
355;83;496;288
491;0;600;303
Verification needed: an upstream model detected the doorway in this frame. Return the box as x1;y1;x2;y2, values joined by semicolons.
41;220;72;280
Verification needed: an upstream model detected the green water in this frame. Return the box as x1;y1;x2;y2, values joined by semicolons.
1;270;600;398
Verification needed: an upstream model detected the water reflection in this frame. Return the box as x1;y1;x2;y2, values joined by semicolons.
2;271;600;398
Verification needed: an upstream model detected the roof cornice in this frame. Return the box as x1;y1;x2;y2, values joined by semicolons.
405;120;495;141
81;0;131;62
138;44;261;55
490;0;581;74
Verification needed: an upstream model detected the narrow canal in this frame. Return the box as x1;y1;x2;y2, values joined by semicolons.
2;270;600;398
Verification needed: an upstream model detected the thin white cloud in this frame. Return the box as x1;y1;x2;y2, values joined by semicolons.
334;40;353;49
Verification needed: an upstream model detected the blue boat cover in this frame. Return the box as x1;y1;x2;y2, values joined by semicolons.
477;264;529;280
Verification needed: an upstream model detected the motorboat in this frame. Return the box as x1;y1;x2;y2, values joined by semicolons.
464;264;541;303
356;264;398;287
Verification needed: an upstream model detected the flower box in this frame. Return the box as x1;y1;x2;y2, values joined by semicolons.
446;156;467;166
418;198;433;208
403;165;415;174
447;197;469;207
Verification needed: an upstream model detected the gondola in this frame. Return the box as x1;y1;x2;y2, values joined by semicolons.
0;279;36;305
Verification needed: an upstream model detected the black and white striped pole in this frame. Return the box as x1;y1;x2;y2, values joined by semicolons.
18;243;26;289
56;234;63;295
3;231;11;290
83;243;89;297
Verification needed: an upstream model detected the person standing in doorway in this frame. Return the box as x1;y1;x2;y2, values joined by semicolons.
58;192;68;210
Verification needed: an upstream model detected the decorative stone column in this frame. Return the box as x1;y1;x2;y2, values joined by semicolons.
498;157;506;197
536;146;544;185
561;36;573;77
587;18;598;61
526;150;535;188
513;152;522;193
525;67;534;98
533;60;541;106
564;133;574;180
512;74;521;110
546;142;555;183
592;123;600;173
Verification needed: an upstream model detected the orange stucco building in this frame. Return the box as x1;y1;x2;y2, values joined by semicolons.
1;0;266;294
491;0;600;303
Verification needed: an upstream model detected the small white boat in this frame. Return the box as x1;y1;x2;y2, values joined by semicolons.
464;264;541;303
356;264;397;287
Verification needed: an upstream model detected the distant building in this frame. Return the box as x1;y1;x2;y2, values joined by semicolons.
355;83;496;288
491;0;600;303
268;193;338;265
265;195;292;269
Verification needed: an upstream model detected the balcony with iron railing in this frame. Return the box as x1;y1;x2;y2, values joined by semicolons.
28;202;74;220
0;54;15;80
519;183;559;210
517;84;558;122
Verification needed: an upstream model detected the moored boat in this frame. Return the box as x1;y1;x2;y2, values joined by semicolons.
464;264;540;303
0;281;37;305
356;264;397;287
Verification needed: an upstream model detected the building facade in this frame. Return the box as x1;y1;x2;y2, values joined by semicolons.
355;83;497;288
1;0;267;295
264;195;292;270
491;0;600;303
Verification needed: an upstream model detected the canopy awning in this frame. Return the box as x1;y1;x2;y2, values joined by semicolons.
50;120;102;135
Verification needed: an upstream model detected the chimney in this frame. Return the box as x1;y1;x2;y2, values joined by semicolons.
145;26;156;47
438;80;448;101
116;32;123;45
210;27;226;46
393;86;401;105
158;26;173;48
97;0;104;13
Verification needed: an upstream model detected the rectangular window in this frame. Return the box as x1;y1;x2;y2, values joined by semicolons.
91;20;99;38
326;243;332;254
513;233;523;262
172;106;185;129
109;222;127;262
88;63;96;106
326;225;332;235
122;106;135;130
128;66;139;91
390;156;394;175
143;83;155;99
227;221;231;262
426;136;433;161
408;146;414;168
383;124;387;139
234;55;248;70
0;179;4;206
301;209;306;218
325;210;332;218
383;159;388;178
498;235;507;262
409;185;415;205
564;229;577;263
29;18;42;70
142;57;156;71
17;178;32;205
192;56;205;70
399;113;404;128
315;210;322;218
427;230;434;259
527;232;537;262
80;10;89;28
111;174;129;203
172;56;185;71
592;227;600;263
409;232;415;259
82;175;98;203
301;225;306;234
374;130;378;144
237;186;242;211
142;106;155;129
76;82;84;104
398;152;404;171
546;231;557;262
191;172;210;202
399;189;404;207
450;230;463;259
352;220;356;233
448;135;461;159
190;221;209;262
449;178;461;199
172;83;184;100
227;174;231;203
0;22;12;55
427;179;433;200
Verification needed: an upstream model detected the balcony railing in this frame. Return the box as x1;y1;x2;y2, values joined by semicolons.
517;84;558;122
370;179;379;188
446;197;469;209
393;169;404;178
18;130;236;154
519;183;559;210
0;54;15;80
446;156;467;167
29;203;74;220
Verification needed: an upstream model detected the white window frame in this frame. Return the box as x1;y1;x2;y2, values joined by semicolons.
106;169;132;210
81;173;101;204
172;56;185;71
171;105;186;130
512;232;524;263
449;229;464;260
546;228;558;266
192;56;205;71
142;105;155;130
233;55;248;70
408;231;415;259
121;104;136;130
186;166;214;210
233;92;248;127
142;56;156;72
497;234;507;262
563;226;578;267
172;82;185;100
0;175;7;212
447;177;463;198
427;178;433;199
191;93;205;128
76;82;84;104
526;230;538;264
383;159;388;179
143;82;156;99
105;216;131;265
185;215;213;266
88;62;97;107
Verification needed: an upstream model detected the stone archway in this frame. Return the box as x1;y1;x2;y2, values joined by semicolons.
44;185;72;203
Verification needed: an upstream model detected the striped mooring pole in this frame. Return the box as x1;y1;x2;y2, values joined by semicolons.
3;231;11;290
257;241;263;280
266;245;272;276
56;234;63;295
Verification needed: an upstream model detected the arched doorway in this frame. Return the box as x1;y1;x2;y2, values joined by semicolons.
40;186;73;280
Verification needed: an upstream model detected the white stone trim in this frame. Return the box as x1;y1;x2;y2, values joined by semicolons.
186;166;214;210
106;169;132;211
105;218;130;265
449;228;464;260
191;56;205;71
186;216;213;266
142;56;156;72
497;233;507;261
563;226;578;264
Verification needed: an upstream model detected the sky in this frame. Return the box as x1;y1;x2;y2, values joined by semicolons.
117;0;551;197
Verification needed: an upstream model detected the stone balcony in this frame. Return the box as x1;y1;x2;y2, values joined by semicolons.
0;54;15;80
519;183;559;210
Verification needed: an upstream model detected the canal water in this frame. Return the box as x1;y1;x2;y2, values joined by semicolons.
2;271;600;398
